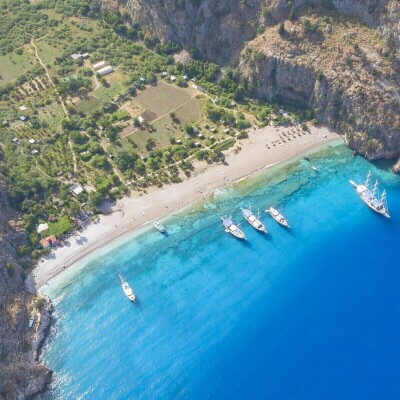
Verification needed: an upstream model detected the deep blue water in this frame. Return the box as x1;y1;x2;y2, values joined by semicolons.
42;143;400;399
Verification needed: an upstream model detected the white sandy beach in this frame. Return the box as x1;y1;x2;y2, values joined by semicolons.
31;125;340;289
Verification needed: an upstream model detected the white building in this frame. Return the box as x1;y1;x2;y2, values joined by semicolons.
170;75;176;82
71;53;82;60
19;105;27;111
97;66;113;76
70;183;83;196
92;61;106;70
138;116;145;124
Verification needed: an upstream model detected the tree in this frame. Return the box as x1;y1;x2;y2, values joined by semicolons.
184;124;196;136
89;191;104;209
278;21;285;36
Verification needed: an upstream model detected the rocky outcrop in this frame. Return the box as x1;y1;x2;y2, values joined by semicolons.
0;184;52;399
392;158;400;173
238;14;400;159
125;0;399;63
125;0;265;63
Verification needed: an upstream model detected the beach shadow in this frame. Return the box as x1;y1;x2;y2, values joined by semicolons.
75;236;88;245
44;252;56;260
99;200;117;215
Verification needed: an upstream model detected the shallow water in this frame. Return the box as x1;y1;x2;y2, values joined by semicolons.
43;143;400;399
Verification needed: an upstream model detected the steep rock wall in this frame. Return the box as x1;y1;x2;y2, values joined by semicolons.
0;185;52;399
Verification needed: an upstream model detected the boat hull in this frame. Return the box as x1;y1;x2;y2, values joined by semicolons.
153;221;166;233
358;191;390;218
267;208;290;228
225;228;246;239
350;180;390;218
243;215;266;232
221;216;246;240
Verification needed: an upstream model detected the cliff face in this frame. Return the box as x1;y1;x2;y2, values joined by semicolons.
239;13;400;159
125;0;399;63
0;185;52;400
124;0;400;160
125;0;265;63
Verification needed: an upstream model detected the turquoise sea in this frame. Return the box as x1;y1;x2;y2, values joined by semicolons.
42;143;400;399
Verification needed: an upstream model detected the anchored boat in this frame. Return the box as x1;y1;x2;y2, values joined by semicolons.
350;171;390;218
266;207;290;228
241;207;267;233
153;220;166;233
221;216;246;240
119;274;136;302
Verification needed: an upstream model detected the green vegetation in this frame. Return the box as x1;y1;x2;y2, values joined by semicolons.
0;50;37;85
0;0;310;256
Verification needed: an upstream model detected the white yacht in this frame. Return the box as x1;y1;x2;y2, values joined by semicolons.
119;274;136;302
241;208;267;233
266;207;290;228
221;216;246;240
350;171;390;218
153;221;166;233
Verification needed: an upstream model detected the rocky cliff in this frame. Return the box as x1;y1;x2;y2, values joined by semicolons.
124;0;400;160
0;184;52;400
239;10;400;160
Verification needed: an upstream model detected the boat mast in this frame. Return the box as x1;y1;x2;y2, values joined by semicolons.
372;180;379;196
381;190;388;211
365;170;371;187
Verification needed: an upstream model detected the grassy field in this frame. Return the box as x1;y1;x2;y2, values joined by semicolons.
36;41;61;66
38;102;65;131
133;81;191;118
93;72;126;101
75;96;103;115
0;48;37;86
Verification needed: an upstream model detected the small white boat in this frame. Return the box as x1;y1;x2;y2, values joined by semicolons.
311;165;318;172
153;221;166;233
266;207;290;228
241;207;267;233
119;274;136;302
221;216;246;240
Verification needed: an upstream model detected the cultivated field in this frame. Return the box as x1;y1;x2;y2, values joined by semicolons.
174;98;201;124
133;81;191;118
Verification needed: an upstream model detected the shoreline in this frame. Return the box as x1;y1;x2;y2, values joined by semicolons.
31;125;341;289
